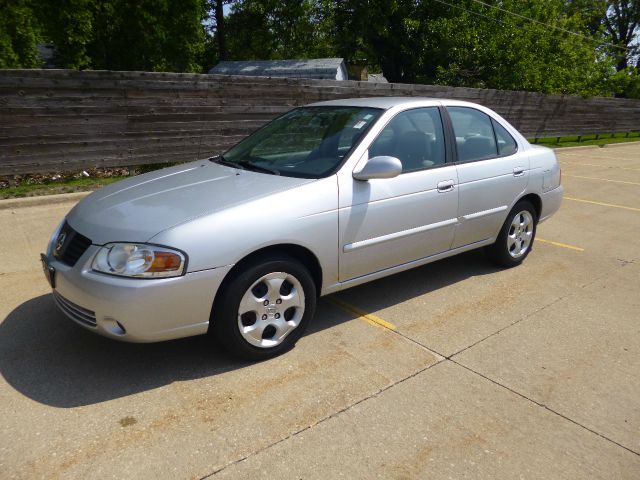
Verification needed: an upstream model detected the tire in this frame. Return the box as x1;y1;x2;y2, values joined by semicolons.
485;200;537;268
210;255;317;360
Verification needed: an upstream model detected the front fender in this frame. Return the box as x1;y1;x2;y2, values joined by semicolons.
150;176;340;285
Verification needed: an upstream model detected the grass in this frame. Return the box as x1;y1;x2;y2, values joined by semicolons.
0;162;183;199
0;176;128;199
530;132;640;148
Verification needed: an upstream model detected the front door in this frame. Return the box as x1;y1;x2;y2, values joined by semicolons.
338;107;459;281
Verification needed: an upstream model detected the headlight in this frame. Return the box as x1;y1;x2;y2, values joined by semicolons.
92;243;186;278
47;219;66;256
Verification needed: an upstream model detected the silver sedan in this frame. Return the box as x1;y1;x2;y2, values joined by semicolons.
42;97;563;359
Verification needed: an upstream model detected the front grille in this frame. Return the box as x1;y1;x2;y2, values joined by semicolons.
53;222;92;266
53;291;97;327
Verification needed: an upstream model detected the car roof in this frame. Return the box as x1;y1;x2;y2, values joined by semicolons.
306;96;529;148
307;96;444;110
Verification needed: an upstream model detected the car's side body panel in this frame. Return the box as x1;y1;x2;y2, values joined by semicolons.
338;164;459;281
452;154;530;248
150;176;341;285
526;145;564;222
335;101;457;282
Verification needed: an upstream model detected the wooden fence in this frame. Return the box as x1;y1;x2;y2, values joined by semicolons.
1;69;639;175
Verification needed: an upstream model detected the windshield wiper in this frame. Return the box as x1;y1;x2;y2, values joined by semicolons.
239;162;280;175
210;155;280;175
209;155;245;170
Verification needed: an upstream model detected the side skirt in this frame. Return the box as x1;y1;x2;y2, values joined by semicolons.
321;237;495;296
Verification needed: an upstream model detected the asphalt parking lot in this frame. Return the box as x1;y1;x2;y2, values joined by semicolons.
1;143;639;479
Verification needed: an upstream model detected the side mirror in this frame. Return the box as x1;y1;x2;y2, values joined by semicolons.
353;156;402;181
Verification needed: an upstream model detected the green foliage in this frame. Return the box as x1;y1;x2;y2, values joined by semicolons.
609;67;640;97
328;0;425;83
37;0;94;69
0;175;127;199
1;0;638;99
100;0;205;72
417;0;615;96
323;0;636;97
36;0;205;71
0;0;42;68
530;132;640;147
224;0;333;60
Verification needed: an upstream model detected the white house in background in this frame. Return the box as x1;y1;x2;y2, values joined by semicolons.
367;73;388;83
37;44;57;68
209;58;349;81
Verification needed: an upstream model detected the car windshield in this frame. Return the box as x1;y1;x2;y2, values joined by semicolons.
221;106;383;178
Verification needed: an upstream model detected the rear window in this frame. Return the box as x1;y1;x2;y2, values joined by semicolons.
492;118;518;156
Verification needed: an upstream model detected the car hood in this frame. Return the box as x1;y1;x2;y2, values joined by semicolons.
67;161;314;244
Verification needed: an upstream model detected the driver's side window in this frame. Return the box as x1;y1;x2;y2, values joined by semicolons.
369;107;446;173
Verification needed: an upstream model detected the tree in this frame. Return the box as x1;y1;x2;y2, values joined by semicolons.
330;0;424;83
200;0;235;71
602;1;640;71
224;0;332;60
412;0;615;95
0;0;42;68
213;0;231;60
36;0;94;69
36;0;205;72
3;0;634;98
325;0;615;93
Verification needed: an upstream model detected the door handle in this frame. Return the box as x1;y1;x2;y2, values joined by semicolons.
513;167;525;177
437;180;455;193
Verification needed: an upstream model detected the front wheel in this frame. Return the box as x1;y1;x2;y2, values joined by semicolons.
211;256;316;360
485;200;537;268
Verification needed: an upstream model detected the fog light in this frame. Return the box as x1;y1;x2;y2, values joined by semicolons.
102;317;126;335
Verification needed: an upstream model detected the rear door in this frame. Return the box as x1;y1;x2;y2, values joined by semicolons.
446;106;529;249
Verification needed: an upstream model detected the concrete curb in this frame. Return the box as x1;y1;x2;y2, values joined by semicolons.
0;191;90;211
551;140;640;152
603;140;640;148
551;145;602;152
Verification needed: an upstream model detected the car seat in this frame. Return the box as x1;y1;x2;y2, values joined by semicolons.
395;131;432;171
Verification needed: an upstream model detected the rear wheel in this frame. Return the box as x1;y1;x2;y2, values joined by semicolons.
485;200;537;267
211;256;316;360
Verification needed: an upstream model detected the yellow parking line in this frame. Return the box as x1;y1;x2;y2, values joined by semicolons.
536;237;584;252
328;297;397;331
562;174;640;186
564;196;640;212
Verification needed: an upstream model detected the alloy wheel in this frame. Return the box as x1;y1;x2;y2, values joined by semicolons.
507;210;534;259
237;272;305;348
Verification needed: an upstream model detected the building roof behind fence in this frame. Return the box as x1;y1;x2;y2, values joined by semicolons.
209;58;348;81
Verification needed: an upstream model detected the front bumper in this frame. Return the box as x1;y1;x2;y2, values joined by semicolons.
43;245;233;342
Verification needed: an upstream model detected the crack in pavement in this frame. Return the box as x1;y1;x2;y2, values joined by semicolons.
448;269;611;360
203;350;638;479
203;264;637;477
199;359;445;479
450;358;640;457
